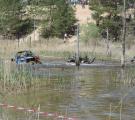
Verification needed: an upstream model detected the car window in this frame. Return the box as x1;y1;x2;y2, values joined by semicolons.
15;51;34;58
25;51;34;57
16;52;22;57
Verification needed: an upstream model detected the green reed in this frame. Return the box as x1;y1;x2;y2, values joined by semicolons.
0;60;40;93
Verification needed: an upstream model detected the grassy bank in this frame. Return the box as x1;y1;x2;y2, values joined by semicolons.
0;38;132;62
0;22;135;62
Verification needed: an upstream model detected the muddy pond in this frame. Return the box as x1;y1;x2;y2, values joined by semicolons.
1;66;135;120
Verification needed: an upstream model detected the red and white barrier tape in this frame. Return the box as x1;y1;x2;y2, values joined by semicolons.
0;103;77;120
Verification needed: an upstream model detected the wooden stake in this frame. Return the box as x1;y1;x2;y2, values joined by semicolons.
76;24;80;66
121;0;126;68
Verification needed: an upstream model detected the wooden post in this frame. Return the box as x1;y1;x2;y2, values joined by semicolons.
33;12;35;42
17;33;20;48
121;0;126;68
106;28;109;54
33;1;36;42
106;28;111;57
76;24;80;66
29;36;31;47
29;1;36;46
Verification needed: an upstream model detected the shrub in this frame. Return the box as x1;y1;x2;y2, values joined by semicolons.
81;23;100;45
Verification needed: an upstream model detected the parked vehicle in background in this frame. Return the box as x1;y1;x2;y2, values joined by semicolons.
67;55;96;64
11;50;42;65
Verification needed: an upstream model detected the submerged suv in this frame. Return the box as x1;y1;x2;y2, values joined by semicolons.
11;50;42;64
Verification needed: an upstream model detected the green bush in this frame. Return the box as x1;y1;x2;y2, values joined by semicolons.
11;19;34;38
81;23;100;45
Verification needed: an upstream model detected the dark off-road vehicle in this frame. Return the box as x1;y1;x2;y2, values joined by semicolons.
11;50;42;64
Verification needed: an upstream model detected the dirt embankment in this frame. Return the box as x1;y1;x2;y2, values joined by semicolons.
75;5;95;24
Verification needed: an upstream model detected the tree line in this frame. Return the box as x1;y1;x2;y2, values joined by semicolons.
0;0;76;39
1;0;135;42
90;0;135;41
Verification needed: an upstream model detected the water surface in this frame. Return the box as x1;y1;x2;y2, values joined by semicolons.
1;67;135;120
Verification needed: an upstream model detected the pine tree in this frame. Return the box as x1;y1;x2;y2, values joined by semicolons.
42;0;76;38
0;0;33;38
90;0;135;41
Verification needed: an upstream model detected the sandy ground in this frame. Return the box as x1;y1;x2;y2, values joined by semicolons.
75;5;95;24
67;5;95;44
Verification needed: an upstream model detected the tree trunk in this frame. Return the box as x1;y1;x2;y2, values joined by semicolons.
121;0;126;68
76;24;80;66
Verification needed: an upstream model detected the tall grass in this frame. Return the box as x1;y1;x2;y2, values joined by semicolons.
0;58;76;94
0;60;40;93
0;36;125;62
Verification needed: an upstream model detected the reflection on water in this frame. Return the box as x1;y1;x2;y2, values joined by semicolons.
1;67;135;120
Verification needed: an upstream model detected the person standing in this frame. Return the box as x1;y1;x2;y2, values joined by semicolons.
64;33;68;43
